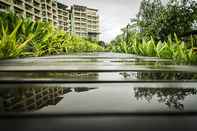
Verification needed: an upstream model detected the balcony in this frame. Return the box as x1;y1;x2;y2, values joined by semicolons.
33;0;40;8
63;17;68;21
52;9;56;13
52;2;56;7
25;0;32;5
53;15;57;21
47;13;52;18
0;1;11;11
13;0;23;7
34;8;40;15
0;0;12;4
26;12;33;19
14;6;24;16
53;21;57;26
25;4;33;11
46;0;51;4
47;5;52;11
41;4;45;9
35;15;41;21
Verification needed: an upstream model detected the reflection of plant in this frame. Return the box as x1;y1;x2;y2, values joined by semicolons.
120;72;197;80
134;88;197;111
136;72;197;80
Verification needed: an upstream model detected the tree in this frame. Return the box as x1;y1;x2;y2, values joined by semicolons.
133;0;197;41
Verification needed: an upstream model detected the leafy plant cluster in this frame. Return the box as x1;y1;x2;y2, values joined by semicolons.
0;12;103;59
108;34;197;64
108;0;197;65
133;0;197;41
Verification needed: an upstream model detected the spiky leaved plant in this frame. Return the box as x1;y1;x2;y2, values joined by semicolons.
0;20;33;59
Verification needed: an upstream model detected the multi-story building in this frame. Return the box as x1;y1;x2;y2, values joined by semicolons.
86;7;100;41
0;0;100;40
57;2;70;32
70;5;100;41
41;0;58;26
0;0;42;21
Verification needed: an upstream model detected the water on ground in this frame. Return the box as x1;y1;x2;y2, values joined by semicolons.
0;52;197;115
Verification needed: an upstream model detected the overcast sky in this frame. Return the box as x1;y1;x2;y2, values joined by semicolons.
58;0;142;42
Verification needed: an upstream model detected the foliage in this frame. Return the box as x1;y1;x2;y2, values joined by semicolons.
108;0;197;65
0;20;34;59
109;33;197;64
131;0;197;41
0;12;103;59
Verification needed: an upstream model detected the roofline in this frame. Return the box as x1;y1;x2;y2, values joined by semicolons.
72;5;98;11
57;2;68;8
87;8;98;11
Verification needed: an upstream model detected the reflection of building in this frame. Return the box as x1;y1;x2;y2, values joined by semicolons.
0;87;98;112
0;0;100;40
0;87;72;112
120;72;197;81
65;72;99;80
74;88;97;93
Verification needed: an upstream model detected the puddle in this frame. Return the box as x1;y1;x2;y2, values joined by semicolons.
0;72;197;81
0;85;197;114
0;53;197;115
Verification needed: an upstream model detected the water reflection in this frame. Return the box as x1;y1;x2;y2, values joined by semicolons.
1;71;197;81
0;87;97;112
121;72;197;80
0;72;99;80
1;86;197;113
134;88;197;111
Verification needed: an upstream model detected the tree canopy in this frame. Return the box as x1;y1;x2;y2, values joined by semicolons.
132;0;197;41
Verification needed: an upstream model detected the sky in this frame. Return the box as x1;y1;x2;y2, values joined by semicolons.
58;0;142;42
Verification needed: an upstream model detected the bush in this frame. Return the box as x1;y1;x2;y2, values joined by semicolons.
0;12;104;59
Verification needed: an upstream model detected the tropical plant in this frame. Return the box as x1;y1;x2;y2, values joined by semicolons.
0;20;34;59
0;12;104;59
109;33;197;64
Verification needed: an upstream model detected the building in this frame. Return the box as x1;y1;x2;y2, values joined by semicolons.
0;0;42;21
86;7;100;41
0;0;100;40
70;5;100;41
57;2;70;32
41;0;57;26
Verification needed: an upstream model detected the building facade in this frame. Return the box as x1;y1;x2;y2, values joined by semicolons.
57;2;70;32
0;0;100;41
0;0;42;21
70;5;99;40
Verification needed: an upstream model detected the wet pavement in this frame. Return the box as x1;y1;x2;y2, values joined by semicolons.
0;52;197;115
